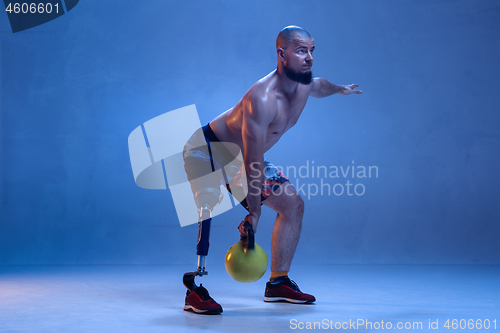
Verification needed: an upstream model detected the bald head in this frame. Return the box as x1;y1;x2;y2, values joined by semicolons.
276;25;312;50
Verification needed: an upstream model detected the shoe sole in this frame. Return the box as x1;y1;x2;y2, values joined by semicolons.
263;296;315;304
184;305;222;315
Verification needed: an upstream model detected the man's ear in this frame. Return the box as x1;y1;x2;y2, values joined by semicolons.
277;48;286;62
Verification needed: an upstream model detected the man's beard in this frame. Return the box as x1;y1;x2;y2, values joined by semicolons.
284;65;313;85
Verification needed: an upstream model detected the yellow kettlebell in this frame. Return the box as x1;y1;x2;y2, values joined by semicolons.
225;222;268;283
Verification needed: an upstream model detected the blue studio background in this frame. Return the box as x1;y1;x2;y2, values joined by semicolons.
1;0;499;266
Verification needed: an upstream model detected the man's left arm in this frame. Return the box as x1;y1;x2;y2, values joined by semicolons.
309;77;362;98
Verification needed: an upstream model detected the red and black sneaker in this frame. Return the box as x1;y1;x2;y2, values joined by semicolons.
264;276;316;303
184;284;223;314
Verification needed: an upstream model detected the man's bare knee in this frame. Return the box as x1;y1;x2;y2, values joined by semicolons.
278;193;304;218
294;195;305;216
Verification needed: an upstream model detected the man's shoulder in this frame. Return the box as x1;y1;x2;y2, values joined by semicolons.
246;78;278;107
237;81;278;123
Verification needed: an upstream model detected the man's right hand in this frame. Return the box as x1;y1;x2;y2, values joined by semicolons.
238;213;260;236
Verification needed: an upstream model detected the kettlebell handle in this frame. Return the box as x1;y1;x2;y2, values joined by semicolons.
241;221;255;250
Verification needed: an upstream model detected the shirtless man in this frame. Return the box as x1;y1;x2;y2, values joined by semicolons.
182;26;362;314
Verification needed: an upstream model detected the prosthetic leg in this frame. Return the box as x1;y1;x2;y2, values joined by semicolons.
183;188;222;292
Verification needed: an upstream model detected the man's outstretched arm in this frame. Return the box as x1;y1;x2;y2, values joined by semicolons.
309;77;363;98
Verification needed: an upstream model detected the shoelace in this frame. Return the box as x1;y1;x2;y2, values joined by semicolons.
277;277;302;292
288;279;302;292
194;284;212;301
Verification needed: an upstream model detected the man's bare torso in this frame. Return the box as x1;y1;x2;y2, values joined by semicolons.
210;70;312;154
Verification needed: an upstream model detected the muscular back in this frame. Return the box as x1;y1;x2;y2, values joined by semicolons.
210;70;312;154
